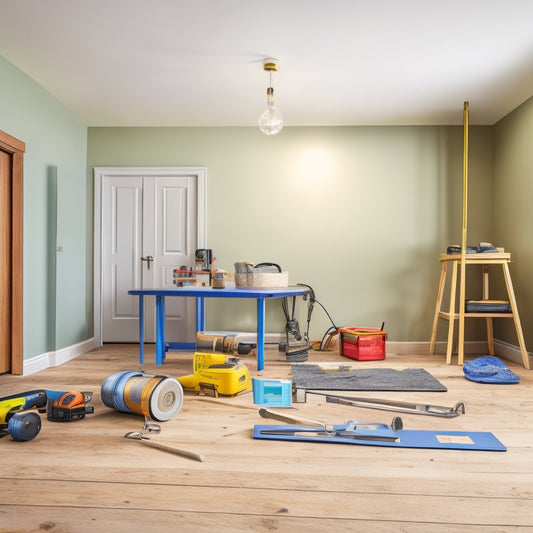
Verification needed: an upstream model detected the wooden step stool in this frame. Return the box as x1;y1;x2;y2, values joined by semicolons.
429;252;530;369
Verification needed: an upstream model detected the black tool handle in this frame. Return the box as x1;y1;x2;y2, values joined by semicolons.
254;263;282;272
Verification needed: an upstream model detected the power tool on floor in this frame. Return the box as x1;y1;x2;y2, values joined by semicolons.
46;390;95;422
281;284;315;362
0;389;47;441
178;352;251;397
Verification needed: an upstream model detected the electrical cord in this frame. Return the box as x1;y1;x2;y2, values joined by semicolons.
296;283;340;351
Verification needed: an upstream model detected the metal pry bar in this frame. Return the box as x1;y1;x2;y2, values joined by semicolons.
325;394;465;418
297;390;465;418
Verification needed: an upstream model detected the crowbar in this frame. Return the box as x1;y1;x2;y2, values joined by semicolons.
296;390;465;418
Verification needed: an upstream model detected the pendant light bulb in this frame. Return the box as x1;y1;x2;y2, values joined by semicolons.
258;59;283;136
259;87;283;135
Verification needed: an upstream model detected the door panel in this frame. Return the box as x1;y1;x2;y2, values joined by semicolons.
0;150;11;372
152;176;196;340
102;177;144;342
0;130;24;375
101;174;196;343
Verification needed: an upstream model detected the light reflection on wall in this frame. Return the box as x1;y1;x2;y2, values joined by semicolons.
292;148;335;184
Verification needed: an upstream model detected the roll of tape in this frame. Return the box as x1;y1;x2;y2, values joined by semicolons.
101;371;183;421
148;377;183;421
101;370;143;413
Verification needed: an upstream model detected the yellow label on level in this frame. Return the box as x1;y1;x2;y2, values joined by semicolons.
436;435;474;445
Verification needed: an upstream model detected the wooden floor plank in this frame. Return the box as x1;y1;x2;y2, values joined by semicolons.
1;479;532;527
3;506;531;533
1;344;532;531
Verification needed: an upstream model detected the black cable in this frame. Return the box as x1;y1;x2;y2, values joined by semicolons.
319;326;339;351
313;298;339;331
296;283;340;350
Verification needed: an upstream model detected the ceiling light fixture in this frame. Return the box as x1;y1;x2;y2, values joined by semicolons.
258;58;283;136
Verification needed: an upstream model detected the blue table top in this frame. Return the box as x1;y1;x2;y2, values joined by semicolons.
128;286;308;298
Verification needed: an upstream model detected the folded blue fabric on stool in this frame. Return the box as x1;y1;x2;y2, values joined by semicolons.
463;356;520;384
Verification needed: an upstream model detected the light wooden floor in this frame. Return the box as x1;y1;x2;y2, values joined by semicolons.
1;344;532;532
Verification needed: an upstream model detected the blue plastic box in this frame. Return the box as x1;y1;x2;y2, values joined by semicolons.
252;378;292;407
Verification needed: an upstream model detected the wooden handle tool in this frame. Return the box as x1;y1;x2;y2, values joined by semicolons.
138;439;205;462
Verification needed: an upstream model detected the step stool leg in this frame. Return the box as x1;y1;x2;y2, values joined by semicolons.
502;263;530;369
446;260;458;365
482;265;495;356
430;262;448;355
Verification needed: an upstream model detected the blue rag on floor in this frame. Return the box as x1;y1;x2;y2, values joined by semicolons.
463;356;520;384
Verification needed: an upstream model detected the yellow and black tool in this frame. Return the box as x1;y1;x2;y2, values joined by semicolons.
178;352;251;397
0;390;47;441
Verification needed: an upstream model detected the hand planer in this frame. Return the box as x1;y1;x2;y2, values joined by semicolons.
46;391;94;422
178;352;251;397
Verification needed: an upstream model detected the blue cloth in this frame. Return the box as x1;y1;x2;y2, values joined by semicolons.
463;356;520;384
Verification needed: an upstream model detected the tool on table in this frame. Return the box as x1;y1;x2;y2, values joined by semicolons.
178;352;251;397
124;417;205;462
258;408;402;441
211;270;226;289
0;390;47;441
46;390;95;422
295;390;466;418
195;248;213;271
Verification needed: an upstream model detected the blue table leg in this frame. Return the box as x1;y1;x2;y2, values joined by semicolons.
138;294;144;365
196;297;205;332
257;298;265;371
155;295;166;365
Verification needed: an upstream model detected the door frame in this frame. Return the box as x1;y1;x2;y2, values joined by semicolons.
93;167;207;347
0;129;25;375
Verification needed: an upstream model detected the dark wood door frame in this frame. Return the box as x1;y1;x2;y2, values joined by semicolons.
0;129;24;375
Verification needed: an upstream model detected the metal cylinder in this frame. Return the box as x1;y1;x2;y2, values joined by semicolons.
101;371;183;421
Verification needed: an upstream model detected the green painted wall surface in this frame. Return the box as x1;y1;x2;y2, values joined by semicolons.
88;125;493;343
6;45;524;360
493;95;533;349
0;55;89;359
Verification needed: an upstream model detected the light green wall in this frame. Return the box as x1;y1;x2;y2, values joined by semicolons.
493;95;533;349
88;125;493;342
4;46;528;361
0;55;89;359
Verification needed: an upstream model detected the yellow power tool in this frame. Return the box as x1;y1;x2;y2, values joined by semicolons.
178;352;251;397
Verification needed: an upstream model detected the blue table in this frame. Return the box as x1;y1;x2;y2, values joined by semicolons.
128;286;307;370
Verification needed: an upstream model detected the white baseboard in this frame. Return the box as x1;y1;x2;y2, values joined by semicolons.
23;338;96;376
493;339;532;367
387;340;488;356
387;339;531;367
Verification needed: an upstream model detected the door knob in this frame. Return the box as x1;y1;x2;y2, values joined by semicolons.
141;255;154;269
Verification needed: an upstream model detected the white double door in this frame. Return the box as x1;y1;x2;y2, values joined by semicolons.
98;168;206;343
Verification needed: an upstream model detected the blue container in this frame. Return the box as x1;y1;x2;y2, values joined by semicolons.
252;378;292;407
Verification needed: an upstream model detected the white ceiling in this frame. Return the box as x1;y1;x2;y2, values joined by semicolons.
1;0;533;127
